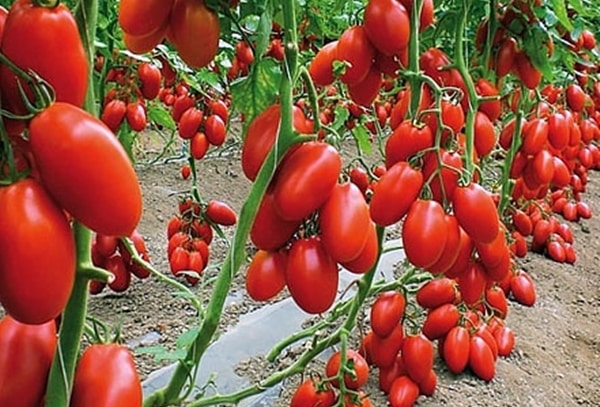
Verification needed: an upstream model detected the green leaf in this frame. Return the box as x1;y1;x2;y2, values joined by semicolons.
522;24;553;80
148;104;177;131
255;11;273;58
231;58;281;126
117;126;135;162
176;326;201;348
550;0;573;30
352;125;373;155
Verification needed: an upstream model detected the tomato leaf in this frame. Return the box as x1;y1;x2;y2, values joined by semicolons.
522;24;553;80
117;126;135;161
147;104;177;131
176;326;200;348
231;58;281;126
550;0;573;30
352;125;372;155
254;8;273;58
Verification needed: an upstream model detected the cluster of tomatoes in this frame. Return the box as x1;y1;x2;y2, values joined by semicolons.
0;1;145;406
90;231;151;294
166;197;237;285
119;0;220;68
290;349;371;406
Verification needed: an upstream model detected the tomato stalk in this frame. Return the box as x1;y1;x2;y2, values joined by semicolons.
453;0;479;181
407;0;423;120
73;0;99;112
481;0;499;78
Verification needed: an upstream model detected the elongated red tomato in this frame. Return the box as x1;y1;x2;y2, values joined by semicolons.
245;250;287;302
250;189;301;250
370;161;423;226
364;0;410;56
421;150;463;204
70;344;142;407
0;179;75;324
469;336;496;381
416;278;457;309
319;182;371;262
286;237;339;314
385;121;433;167
371;325;405;368
309;41;338;86
428;214;461;274
340;221;379;274
119;0;173;37
29;102;142;236
443;326;470;374
458;262;487;305
388;376;419;407
0;0;88;117
452;183;499;244
402;334;434;384
370;291;406;338
168;0;220;68
337;25;375;85
325;349;369;390
272;142;342;221
290;379;335;407
422;303;460;340
205;200;237;226
402;199;447;269
0;316;57;407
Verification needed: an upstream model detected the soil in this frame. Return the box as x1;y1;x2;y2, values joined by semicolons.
3;136;598;406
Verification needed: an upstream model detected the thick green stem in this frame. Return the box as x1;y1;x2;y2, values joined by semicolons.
454;0;478;180
482;0;499;77
45;224;93;407
407;0;423;120
74;0;99;114
143;1;301;405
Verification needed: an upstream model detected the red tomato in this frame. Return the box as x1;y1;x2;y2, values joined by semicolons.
371;325;404;368
515;51;541;89
402;199;448;269
369;161;423;226
418;369;437;396
70;344;142;407
168;0;220;68
416;278;457;309
319;182;371;262
452;183;500;244
422;303;460;340
245;250;287;301
476;78;501;122
272;142;341;221
458;262;487;305
241;104;312;181
444;226;474;278
428;214;462;274
290;379;335;407
348;67;382;106
119;0;173;37
469;336;496;381
250;189;301;250
402;334;434;384
566;84;586;112
364;0;410;56
443;326;470;374
309;41;338;86
29;103;142;236
521;118;548;155
337;25;375;85
101;99;127;132
385;120;433;167
388;376;419;407
510;270;536;306
209;100;229;123
105;254;131;292
344;391;373;407
325;349;369;390
493;325;516;356
205;200;237;226
123;26;168;55
370;291;406;338
340;221;379;274
378;354;407;393
286;237;339;314
191;132;210;160
204;114;227;146
0;0;88;118
126;101;147;132
0;316;57;407
0;179;75;324
421;150;463;204
474;111;497;157
137;62;162;100
179;107;204;140
485;286;508;318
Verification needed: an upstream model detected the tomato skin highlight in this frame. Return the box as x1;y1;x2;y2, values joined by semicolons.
286;237;339;314
402;199;448;269
319;182;371;262
0;316;57;407
29;102;142;237
70;344;143;407
0;179;75;324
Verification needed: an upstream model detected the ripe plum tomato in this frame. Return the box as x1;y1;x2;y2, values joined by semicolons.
340;221;379;274
452;183;500;244
137;62;162;100
369;161;423;226
250;189;301;251
416;278;457;309
325;349;369;389
0;179;75;324
402;199;447;269
370;291;406;338
319;182;371;262
119;0;173;37
336;25;375;85
101;99;127;132
272;141;342;221
168;0;220;69
29;102;142;237
286;237;339;314
388;376;419;407
0;316;57;407
364;0;410;56
0;0;88;117
422;303;460;340
371;325;404;368
469;336;495;381
443;326;470;374
309;41;338;86
290;379;335;407
385;120;433;167
205;200;237;226
245;250;287;302
70;344;143;407
402;334;434;384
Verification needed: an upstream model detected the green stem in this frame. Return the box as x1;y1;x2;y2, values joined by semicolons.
74;0;99;114
45;224;93;407
454;0;478;180
482;0;499;78
407;0;423;120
